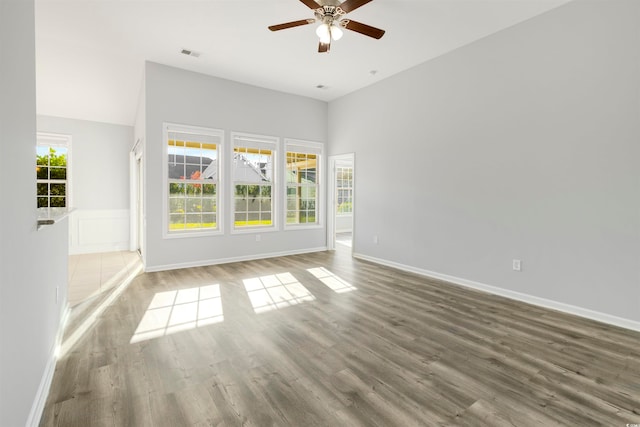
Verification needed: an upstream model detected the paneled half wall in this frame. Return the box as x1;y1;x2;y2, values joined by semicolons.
69;209;129;254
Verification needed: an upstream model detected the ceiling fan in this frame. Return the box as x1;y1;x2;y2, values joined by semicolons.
268;0;385;53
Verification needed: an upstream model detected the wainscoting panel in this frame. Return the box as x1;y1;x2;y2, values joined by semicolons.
336;215;353;233
69;209;130;254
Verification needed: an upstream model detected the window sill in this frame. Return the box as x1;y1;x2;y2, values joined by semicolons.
164;229;223;239
231;226;279;235
284;223;322;231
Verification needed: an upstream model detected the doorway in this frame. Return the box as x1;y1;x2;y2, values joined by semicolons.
328;153;354;252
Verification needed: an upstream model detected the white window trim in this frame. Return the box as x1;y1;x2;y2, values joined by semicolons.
162;123;224;239
230;132;279;234
335;163;353;217
37;132;72;209
284;138;323;231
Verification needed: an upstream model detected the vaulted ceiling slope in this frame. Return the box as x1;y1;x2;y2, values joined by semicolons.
35;0;569;126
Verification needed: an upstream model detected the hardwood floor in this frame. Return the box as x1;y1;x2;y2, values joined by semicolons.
41;248;640;426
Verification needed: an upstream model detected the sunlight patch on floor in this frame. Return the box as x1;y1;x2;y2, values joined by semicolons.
307;267;357;293
336;239;352;248
243;272;315;314
335;232;352;248
130;284;223;343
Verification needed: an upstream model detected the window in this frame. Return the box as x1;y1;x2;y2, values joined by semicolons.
37;133;71;208
336;165;353;215
285;139;322;227
232;133;277;230
165;124;223;236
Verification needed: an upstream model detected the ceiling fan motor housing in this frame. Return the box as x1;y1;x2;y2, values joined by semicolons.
315;5;346;26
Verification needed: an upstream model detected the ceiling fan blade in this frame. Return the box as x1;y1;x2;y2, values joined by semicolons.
300;0;320;9
343;19;385;39
339;0;373;13
268;19;315;32
318;41;330;53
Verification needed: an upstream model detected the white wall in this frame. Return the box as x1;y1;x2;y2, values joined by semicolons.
143;62;328;270
37;116;133;253
134;73;146;148
328;0;640;326
0;1;69;425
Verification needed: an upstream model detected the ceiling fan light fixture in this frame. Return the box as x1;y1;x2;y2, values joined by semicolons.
316;22;343;43
316;23;330;42
331;24;343;40
269;0;385;52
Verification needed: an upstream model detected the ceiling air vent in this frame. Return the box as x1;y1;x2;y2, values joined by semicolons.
180;49;201;58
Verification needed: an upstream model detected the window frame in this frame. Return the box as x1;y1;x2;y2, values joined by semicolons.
284;138;323;230
163;123;224;239
37;132;72;210
335;163;353;217
230;132;279;234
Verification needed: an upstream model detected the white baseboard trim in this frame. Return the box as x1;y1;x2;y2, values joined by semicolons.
145;246;328;273
353;252;640;333
69;242;130;255
26;304;71;427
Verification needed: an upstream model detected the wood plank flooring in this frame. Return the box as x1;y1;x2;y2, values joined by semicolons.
40;248;640;426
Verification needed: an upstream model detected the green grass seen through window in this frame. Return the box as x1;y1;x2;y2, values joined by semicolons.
169;222;216;230
234;220;273;227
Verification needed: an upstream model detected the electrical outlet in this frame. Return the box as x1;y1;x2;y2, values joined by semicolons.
255;234;261;242
512;259;522;272
373;235;379;244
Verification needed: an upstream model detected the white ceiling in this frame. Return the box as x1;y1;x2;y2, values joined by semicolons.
35;0;569;126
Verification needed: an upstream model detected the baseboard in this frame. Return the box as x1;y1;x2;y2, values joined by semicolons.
353;252;640;333
145;246;328;273
69;242;130;255
26;304;71;427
